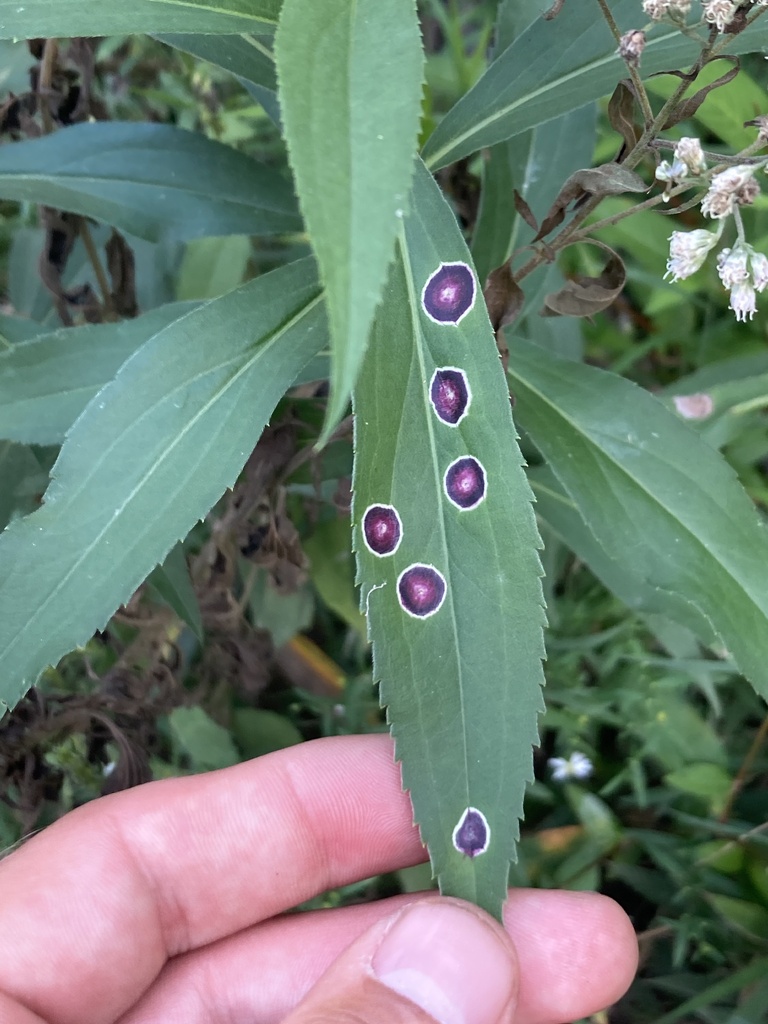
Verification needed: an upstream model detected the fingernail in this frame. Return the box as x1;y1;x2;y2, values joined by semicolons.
372;901;516;1024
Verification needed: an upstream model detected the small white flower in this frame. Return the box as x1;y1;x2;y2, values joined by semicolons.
665;228;720;282
643;0;691;17
656;158;688;183
729;280;758;322
549;752;594;782
750;251;768;291
717;246;750;288
702;165;757;219
675;137;706;175
703;0;737;31
642;0;669;18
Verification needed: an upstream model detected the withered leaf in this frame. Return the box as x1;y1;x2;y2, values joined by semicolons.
513;189;539;232
483;263;524;373
607;80;643;157
106;229;138;318
535;163;648;241
541;243;625;318
659;57;739;130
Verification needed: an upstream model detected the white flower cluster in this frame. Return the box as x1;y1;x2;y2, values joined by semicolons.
660;137;767;321
643;0;758;27
666;233;768;321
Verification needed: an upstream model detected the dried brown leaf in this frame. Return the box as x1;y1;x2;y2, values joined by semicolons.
541;242;625;318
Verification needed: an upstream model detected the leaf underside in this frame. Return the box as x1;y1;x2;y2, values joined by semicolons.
0;258;327;715
353;161;546;921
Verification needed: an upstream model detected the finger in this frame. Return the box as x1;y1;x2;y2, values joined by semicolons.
119;889;637;1024
0;734;424;1024
283;897;518;1024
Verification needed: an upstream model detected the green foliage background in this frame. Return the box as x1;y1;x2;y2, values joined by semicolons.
2;1;768;1019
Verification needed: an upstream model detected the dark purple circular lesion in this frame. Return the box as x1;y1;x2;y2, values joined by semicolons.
452;807;490;858
397;563;446;619
430;367;471;426
444;456;487;511
421;262;476;325
362;504;402;557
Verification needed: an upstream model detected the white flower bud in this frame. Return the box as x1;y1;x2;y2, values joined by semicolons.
716;246;750;288
750;251;768;292
701;165;757;219
674;137;706;175
729;280;758;322
673;393;714;420
665;229;719;281
703;0;738;31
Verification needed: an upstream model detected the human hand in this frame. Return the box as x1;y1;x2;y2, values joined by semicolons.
0;734;637;1024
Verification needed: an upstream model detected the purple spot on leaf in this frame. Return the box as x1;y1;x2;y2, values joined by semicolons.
452;807;490;858
397;563;446;619
362;504;402;557
430;367;471;426
422;262;476;325
444;456;486;510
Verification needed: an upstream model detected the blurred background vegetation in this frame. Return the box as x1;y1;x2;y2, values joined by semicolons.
2;2;768;1020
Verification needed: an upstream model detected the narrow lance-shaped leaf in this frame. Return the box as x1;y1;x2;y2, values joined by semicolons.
0;259;327;716
509;339;768;703
353;161;546;921
422;0;768;170
0;301;330;447
276;0;424;441
0;123;301;243
0;0;281;38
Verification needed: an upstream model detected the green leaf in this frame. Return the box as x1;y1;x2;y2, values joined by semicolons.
146;542;204;640
0;301;330;448
168;707;240;772
0;302;198;445
353;161;546;920
232;707;303;758
665;763;732;814
0;0;281;38
529;466;719;646
0;258;327;716
155;33;280;121
0;313;43;345
509;340;768;704
246;567;314;648
422;0;768;169
0;443;45;531
156;33;277;91
176;237;252;300
305;516;367;639
0;122;301;242
276;0;424;440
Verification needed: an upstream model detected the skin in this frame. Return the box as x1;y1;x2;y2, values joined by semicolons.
0;734;638;1024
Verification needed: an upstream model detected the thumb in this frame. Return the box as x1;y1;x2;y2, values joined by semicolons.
284;897;519;1024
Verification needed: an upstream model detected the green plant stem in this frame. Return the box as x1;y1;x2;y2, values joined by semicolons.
717;713;768;823
513;24;722;286
594;0;654;127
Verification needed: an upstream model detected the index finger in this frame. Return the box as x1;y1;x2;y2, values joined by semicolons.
0;734;425;1024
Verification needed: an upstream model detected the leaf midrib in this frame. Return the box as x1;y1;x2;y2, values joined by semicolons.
398;226;474;854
